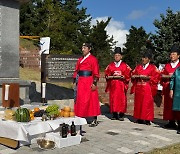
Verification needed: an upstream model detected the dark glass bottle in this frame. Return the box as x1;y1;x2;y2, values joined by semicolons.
71;121;76;136
61;123;67;138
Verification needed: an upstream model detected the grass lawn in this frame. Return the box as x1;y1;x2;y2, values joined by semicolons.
19;67;40;81
147;143;180;154
19;67;73;89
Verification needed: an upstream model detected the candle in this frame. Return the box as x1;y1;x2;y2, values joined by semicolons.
42;83;46;98
4;84;10;101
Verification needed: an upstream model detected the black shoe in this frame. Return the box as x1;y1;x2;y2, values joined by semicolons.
177;129;180;134
111;116;118;120
119;117;124;121
111;112;119;120
89;120;98;127
145;120;151;125
163;122;177;129
119;113;124;117
135;119;144;124
118;113;124;121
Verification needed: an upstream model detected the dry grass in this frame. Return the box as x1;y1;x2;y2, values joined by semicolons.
146;143;180;154
20;38;39;51
19;67;40;81
19;67;72;88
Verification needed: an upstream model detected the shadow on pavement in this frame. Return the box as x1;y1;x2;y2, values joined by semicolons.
100;104;168;128
29;82;74;102
154;90;163;107
100;104;111;119
125;114;135;122
153;118;168;128
100;104;136;122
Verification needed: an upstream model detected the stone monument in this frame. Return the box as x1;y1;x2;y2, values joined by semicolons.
0;0;30;105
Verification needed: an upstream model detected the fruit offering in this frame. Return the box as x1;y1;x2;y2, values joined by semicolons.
45;104;59;117
15;108;30;122
34;110;46;117
64;106;71;112
4;109;15;121
29;110;34;120
59;106;75;117
34;107;40;113
69;111;75;117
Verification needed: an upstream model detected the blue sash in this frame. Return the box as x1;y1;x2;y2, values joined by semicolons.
74;71;92;102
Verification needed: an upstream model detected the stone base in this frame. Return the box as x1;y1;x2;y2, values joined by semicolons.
0;78;31;105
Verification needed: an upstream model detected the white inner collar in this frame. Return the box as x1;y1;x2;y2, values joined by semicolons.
114;60;122;67
143;62;149;70
80;53;91;64
170;59;179;68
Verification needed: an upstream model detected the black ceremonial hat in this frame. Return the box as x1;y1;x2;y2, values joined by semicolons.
82;43;92;48
170;44;180;54
142;49;152;59
114;47;122;54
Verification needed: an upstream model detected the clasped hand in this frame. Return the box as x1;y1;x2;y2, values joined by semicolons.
91;84;96;91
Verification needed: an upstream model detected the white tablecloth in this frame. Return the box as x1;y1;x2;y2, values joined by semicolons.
0;117;87;143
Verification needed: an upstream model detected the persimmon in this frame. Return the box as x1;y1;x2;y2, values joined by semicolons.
63;106;71;112
63;111;70;117
69;111;75;117
34;107;40;112
60;110;64;117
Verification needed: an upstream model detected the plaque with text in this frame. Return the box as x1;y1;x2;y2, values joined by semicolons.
44;54;80;82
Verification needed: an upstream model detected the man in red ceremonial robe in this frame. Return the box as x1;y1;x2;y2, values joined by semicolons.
131;50;160;125
73;43;101;127
161;44;180;129
105;47;131;121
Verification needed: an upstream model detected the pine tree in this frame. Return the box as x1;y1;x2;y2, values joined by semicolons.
151;8;180;64
123;26;149;69
20;0;92;54
88;17;116;70
57;0;91;54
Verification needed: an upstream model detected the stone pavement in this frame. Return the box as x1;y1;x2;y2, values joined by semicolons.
0;105;179;154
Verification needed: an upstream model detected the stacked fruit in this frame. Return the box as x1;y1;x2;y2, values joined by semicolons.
59;106;75;117
45;104;59;118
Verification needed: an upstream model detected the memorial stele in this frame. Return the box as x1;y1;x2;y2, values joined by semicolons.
0;0;30;105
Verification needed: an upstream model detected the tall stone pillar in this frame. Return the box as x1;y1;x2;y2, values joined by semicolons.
0;0;30;105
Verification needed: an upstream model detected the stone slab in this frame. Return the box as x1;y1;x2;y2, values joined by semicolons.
0;79;31;105
0;0;19;78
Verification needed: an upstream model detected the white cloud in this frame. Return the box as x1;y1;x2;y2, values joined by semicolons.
127;10;145;20
91;17;129;48
127;7;157;20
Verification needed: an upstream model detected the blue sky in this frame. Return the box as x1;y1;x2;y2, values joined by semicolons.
80;0;179;47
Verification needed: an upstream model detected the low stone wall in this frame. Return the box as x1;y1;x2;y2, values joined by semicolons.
28;75;164;119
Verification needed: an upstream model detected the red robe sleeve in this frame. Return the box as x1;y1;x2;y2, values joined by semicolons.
130;66;138;94
149;65;160;97
92;57;100;79
104;64;111;92
123;64;132;92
